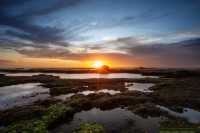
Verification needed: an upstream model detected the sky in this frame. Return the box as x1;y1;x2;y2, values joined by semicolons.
0;0;200;68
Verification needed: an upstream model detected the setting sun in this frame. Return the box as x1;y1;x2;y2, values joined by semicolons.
92;61;104;68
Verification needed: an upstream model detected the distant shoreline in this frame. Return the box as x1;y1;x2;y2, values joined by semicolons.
1;67;200;77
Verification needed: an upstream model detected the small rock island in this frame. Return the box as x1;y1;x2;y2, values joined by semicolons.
97;65;110;73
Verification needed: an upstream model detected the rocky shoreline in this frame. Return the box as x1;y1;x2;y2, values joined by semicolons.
0;69;200;133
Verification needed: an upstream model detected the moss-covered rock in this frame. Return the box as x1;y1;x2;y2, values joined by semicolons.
0;119;47;133
72;123;105;133
0;103;73;133
128;102;168;118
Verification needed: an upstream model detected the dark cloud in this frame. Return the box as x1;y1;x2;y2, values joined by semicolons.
87;45;104;50
16;46;133;62
89;9;170;30
0;0;85;48
0;38;33;49
4;26;65;44
0;37;71;49
16;47;71;59
121;9;170;25
0;0;27;9
124;38;200;67
0;0;84;16
107;36;147;46
20;0;84;18
15;38;200;68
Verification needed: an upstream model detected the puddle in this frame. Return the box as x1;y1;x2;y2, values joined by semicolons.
126;82;154;92
78;89;121;96
157;105;200;123
51;107;162;133
96;89;120;95
54;89;121;101
78;90;95;95
0;83;50;110
54;93;75;101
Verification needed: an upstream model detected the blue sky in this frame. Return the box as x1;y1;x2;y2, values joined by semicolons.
0;0;200;68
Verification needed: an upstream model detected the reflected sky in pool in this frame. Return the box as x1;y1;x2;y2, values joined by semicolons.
51;108;163;133
0;83;50;110
157;105;200;123
126;82;154;92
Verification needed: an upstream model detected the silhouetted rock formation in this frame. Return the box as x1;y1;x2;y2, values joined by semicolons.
98;65;110;73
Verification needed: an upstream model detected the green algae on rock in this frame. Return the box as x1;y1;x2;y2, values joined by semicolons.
72;123;105;133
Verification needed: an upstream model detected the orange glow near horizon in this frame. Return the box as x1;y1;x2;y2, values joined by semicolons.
92;60;104;68
0;50;140;68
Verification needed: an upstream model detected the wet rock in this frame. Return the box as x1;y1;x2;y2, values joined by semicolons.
0;74;5;77
0;105;46;125
72;123;105;133
0;103;77;133
150;77;200;110
128;102;168;118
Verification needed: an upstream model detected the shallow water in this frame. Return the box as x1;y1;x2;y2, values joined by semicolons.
79;89;121;95
0;83;50;110
54;82;153;101
54;89;121;101
54;93;75;101
51;108;162;133
2;72;157;79
78;90;95;95
126;82;154;92
157;105;200;123
96;89;121;95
